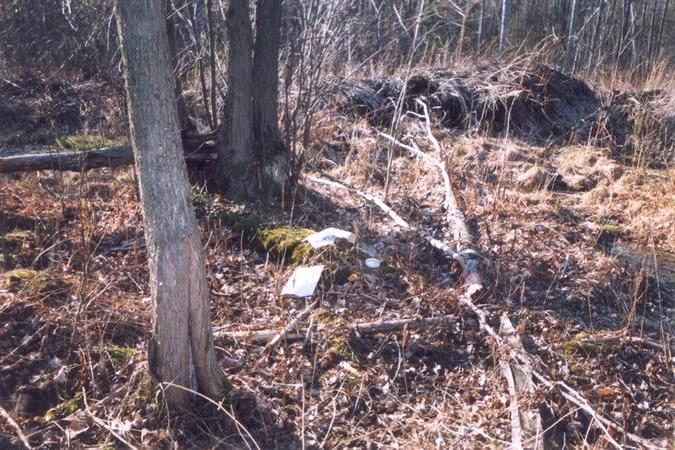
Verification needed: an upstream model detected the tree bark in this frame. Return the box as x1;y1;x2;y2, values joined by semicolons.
166;0;196;133
215;0;288;202
253;0;288;201
216;0;256;200
499;0;510;54
564;0;578;72
115;0;225;411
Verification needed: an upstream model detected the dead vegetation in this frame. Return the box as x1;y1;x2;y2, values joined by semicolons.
1;64;674;449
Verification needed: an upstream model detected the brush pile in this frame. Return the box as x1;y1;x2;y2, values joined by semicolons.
335;64;673;167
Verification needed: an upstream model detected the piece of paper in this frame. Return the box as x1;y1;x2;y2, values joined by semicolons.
304;227;356;249
281;265;324;298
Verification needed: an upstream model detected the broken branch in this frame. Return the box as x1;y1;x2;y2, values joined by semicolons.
215;314;457;344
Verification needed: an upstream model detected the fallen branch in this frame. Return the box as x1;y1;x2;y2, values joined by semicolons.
215;314;457;344
461;291;655;450
264;300;318;352
82;388;139;450
375;123;482;297
308;171;654;447
569;333;668;353
308;174;467;265
499;315;544;450
0;404;32;449
0;144;216;173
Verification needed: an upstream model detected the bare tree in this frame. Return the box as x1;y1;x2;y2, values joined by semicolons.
499;0;510;54
565;0;579;71
115;0;226;410
216;0;288;202
253;0;288;200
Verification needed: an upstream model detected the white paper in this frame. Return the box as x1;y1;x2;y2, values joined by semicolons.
304;227;356;249
281;265;324;298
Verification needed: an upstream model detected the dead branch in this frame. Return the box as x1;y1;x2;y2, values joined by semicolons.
376;121;483;297
0;404;32;449
308;172;653;448
264;300;318;352
461;290;655;450
82;388;139;450
0;145;216;173
499;315;544;450
215;314;457;344
571;333;668;353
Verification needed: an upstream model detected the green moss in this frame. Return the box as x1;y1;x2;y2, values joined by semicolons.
330;336;351;360
43;393;82;422
259;226;315;263
601;222;621;234
56;134;126;152
562;332;616;356
3;269;71;297
104;345;135;370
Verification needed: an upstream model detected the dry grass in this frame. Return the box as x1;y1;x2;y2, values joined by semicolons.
1;70;673;449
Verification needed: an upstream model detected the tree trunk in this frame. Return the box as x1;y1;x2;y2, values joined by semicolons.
588;0;605;75
215;0;288;202
253;0;288;201
499;0;510;54
115;0;226;411
477;0;485;54
564;0;578;71
166;0;196;133
216;0;256;200
655;0;670;57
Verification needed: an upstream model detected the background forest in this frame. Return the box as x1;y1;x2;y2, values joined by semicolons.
0;1;673;449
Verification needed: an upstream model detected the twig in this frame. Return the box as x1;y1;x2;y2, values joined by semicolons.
264;300;318;352
0;404;32;449
82;389;139;450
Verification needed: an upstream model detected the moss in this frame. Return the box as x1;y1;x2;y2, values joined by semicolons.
330;336;351;360
56;134;126;152
601;222;621;234
43;393;83;422
259;226;315;263
562;332;616;356
2;269;71;298
104;345;135;370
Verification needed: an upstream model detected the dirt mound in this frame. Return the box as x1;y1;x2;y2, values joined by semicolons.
0;76;125;147
335;65;673;166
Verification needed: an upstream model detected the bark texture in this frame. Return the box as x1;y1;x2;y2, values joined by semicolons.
253;0;288;200
217;0;256;199
215;0;288;202
115;0;225;410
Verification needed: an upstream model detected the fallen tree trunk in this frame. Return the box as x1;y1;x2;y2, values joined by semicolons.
0;146;133;173
0;142;217;174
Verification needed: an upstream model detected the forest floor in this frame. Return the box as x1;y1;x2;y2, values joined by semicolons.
0;68;673;449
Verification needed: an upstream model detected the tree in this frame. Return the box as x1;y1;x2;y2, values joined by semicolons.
215;0;288;202
115;0;226;410
499;0;510;54
565;0;579;71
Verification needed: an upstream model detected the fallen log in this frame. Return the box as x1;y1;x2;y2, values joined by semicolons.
214;314;457;345
0;144;217;173
499;315;544;450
